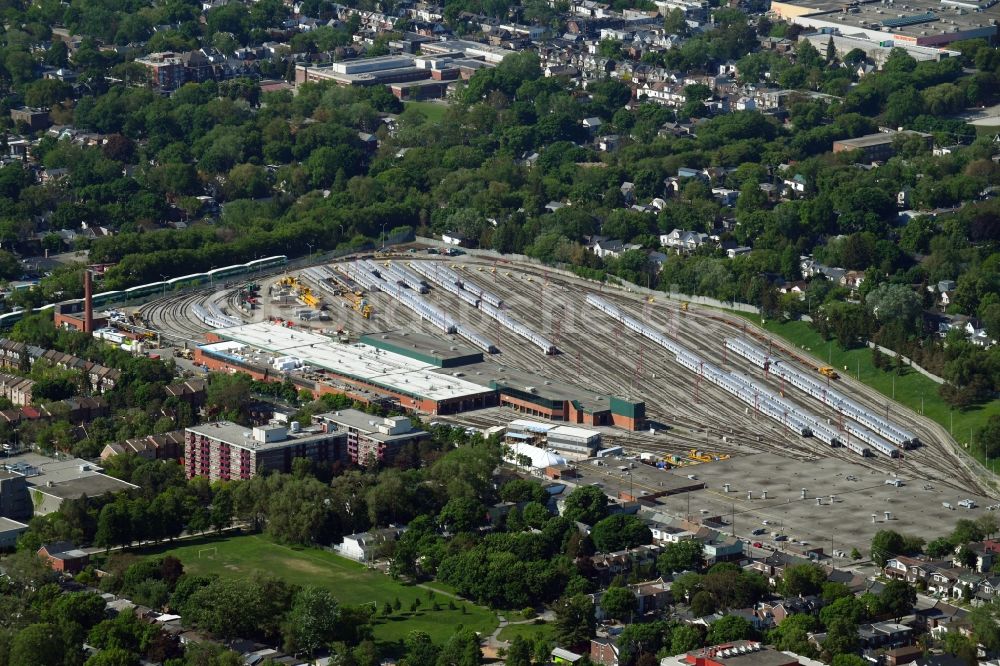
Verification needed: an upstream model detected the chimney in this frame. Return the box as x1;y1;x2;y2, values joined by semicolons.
83;269;93;334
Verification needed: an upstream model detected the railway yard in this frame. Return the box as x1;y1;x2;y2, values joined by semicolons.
133;252;995;526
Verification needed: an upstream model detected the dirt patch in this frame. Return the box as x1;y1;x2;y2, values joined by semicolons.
224;564;241;571
283;558;329;575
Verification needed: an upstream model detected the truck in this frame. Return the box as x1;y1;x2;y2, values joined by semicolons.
818;366;839;379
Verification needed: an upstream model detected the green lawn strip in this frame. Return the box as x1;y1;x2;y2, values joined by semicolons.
732;314;1000;463
496;621;554;643
141;534;498;644
403;101;448;123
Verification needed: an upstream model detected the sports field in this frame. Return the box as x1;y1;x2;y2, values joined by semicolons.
146;534;498;644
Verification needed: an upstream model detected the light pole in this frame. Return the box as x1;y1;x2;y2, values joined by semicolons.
381;223;387;251
160;274;168;298
307;243;314;263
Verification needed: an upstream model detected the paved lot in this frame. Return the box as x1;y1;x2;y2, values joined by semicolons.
646;453;995;557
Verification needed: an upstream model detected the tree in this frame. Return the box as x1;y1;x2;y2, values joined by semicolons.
436;628;481;666
561;486;608;525
657;539;704;575
880;580;916;621
980;415;1000;460
832;656;867;666
768;614;818;656
865;283;923;331
438;497;486;533
85;647;140;666
707;615;753;645
507;635;532;666
690;591;717;616
283;587;341;657
9;623;67;666
870;530;905;568
600;586;637;622
670;625;703;654
406;631;439;666
780;564;827;598
552;595;595;646
590;515;652;552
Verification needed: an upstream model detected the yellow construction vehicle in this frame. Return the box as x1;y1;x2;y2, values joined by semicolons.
688;449;713;463
818;366;839;380
681;302;689;311
300;289;321;308
353;295;372;319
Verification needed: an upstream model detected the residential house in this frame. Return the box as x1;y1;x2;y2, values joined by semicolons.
660;229;709;252
590;638;619;666
953;541;996;573
783;174;807;195
38;541;90;574
441;231;468;246
164;378;207;408
884;555;931;585
631;577;671;614
857;622;913;650
756;596;822;627
841;271;866;290
620;182;636;204
582;117;604;133
591;544;663;584
702;532;742;563
336;527;406;562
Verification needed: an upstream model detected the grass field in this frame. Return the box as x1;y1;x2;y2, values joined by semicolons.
144;534;497;645
497;621;554;643
737;315;1000;462
403;100;449;123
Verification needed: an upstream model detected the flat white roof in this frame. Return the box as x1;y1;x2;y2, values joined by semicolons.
508;419;556;433
549;425;601;442
209;322;490;402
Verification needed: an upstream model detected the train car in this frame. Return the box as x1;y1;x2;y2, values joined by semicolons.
208;264;249;281
91;290;124;309
247;255;289;272
125;281;167;300
166;273;209;290
0;310;26;329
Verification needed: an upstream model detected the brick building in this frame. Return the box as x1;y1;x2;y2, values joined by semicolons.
313;409;428;467
184;422;346;481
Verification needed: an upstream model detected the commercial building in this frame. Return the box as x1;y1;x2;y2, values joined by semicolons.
198;321;643;430
313;409;428;467
832;130;933;161
801;32;958;65
0;471;31;520
505;419;602;456
2;454;136;516
198;322;498;414
295;55;428;87
10;107;51;131
0;517;28;550
770;0;1000;47
184;422;347;481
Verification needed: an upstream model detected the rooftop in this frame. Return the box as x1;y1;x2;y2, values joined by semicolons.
186;421;339;451
316;408;426;443
206;322;492;402
835;130;931;148
360;330;483;367
773;0;1000;39
0;517;28;532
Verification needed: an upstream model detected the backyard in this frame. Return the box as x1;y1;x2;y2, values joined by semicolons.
142;534;498;645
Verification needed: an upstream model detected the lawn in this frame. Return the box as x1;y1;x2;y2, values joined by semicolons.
403;100;449;123
736;315;1000;461
143;534;498;645
497;621;554;644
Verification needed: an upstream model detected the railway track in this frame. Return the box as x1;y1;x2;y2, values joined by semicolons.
138;253;991;496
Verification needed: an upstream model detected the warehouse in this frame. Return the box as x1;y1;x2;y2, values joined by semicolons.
481;366;645;430
770;0;1000;47
201;322;497;414
505;419;602;456
360;331;484;368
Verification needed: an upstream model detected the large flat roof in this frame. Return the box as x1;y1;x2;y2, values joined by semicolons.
186;421;338;451
773;0;1000;40
360;330;482;367
316;409;427;443
208;322;492;402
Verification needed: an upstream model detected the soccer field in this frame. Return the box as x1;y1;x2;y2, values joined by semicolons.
147;534;498;644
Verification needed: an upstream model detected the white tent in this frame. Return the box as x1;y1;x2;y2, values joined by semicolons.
503;442;566;469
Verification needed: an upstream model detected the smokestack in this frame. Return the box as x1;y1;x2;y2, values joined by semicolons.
83;269;93;334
